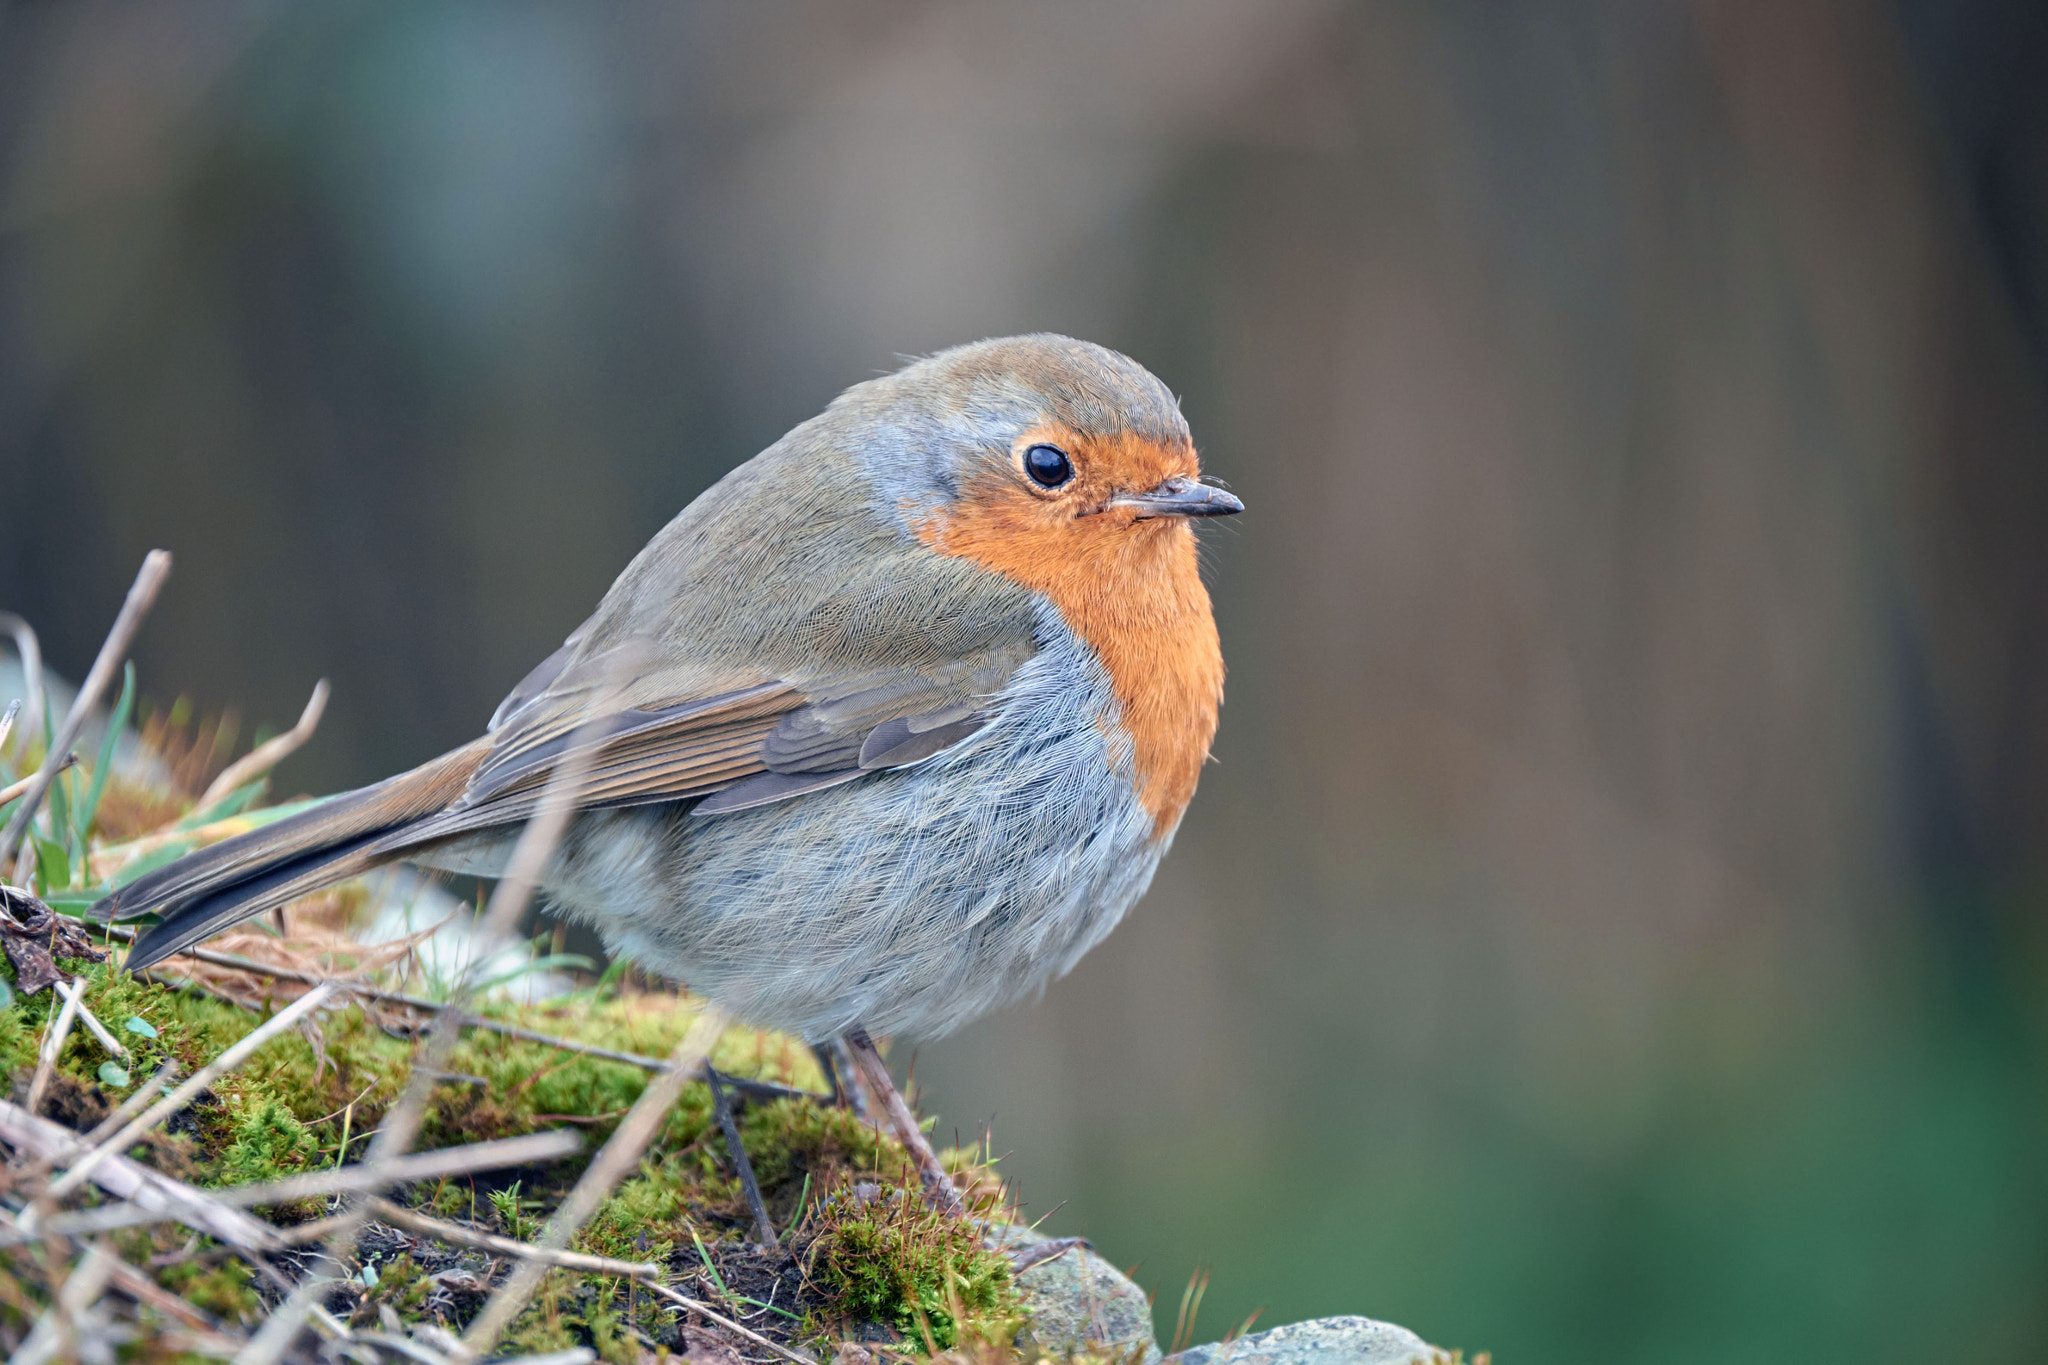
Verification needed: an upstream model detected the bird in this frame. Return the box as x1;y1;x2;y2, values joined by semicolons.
97;333;1240;1223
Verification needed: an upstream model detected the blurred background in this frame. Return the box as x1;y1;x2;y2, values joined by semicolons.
4;2;2047;1360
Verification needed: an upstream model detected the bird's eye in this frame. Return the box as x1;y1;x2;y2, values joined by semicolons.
1024;444;1073;489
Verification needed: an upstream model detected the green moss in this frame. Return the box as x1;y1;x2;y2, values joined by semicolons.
497;1269;583;1357
351;1254;433;1327
218;1096;317;1183
158;1258;261;1324
0;945;1034;1358
580;1280;643;1365
810;1186;1024;1352
0;961;826;1180
489;1181;538;1242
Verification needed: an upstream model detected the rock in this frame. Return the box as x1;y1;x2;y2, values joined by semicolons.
985;1223;1161;1364
1170;1316;1444;1365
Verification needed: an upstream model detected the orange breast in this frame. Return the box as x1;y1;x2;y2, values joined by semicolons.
915;432;1224;838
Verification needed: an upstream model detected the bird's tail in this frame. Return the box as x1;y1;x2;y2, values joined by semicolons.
98;737;492;972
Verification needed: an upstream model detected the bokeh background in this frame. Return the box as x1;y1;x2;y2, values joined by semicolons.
5;3;2047;1361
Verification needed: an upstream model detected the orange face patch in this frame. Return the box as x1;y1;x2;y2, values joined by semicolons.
914;424;1224;837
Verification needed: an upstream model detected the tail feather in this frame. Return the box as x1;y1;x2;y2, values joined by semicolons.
119;832;395;971
100;737;491;972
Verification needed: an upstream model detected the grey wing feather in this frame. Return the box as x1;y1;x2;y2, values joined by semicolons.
858;715;987;768
687;654;1025;819
692;769;870;815
488;637;580;732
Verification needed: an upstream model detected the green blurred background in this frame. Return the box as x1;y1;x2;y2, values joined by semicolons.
5;3;2047;1361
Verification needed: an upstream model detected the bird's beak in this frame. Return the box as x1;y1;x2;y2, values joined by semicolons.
1108;476;1245;520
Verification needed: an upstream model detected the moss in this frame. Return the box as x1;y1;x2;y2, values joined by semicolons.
0;961;825;1180
0;946;1035;1358
580;1279;644;1365
497;1269;583;1357
218;1096;318;1183
158;1258;261;1324
808;1185;1024;1352
350;1254;434;1327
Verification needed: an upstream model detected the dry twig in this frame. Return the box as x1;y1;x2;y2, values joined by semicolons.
0;753;75;809
0;613;45;762
366;1197;662;1278
196;679;329;810
81;1060;180;1145
243;691;632;1365
0;550;172;871
25;980;84;1117
53;977;128;1060
9;1130;585;1243
638;1281;821;1365
106;923;819;1101
12;1244;120;1365
0;1098;283;1251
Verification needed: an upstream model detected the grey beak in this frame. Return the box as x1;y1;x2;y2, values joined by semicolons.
1109;476;1245;520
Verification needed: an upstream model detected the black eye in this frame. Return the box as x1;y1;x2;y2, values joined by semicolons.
1024;444;1073;489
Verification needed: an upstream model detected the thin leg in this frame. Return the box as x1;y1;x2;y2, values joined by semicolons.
705;1064;777;1245
842;1027;964;1216
812;1040;873;1119
810;1043;847;1108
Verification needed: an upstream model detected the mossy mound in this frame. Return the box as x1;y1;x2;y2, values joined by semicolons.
0;953;1031;1360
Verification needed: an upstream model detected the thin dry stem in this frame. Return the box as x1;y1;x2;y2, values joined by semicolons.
845;1032;965;1216
0;613;45;764
0;1098;283;1251
0;753;75;809
25;981;84;1117
638;1281;821;1365
105;923;682;1072
80;1060;179;1145
234;1277;331;1365
367;1197;662;1278
262;689;630;1365
12;1244;119;1365
10;1130;584;1244
197;679;329;809
0;549;172;869
53;978;127;1059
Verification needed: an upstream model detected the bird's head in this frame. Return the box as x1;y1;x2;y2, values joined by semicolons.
845;334;1241;581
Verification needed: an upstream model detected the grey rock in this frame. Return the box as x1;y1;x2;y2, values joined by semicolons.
985;1223;1161;1364
1170;1316;1442;1365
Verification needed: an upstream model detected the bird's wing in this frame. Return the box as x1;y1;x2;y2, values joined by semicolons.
378;445;1049;850
376;638;1034;852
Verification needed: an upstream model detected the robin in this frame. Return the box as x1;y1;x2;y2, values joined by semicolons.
100;333;1241;1221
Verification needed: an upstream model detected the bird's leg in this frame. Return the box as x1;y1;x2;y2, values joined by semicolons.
705;1064;778;1245
811;1039;873;1119
842;1027;965;1216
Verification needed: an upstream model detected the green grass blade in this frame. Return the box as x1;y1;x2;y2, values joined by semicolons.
691;1230;730;1297
42;704;70;857
33;835;69;895
173;780;271;829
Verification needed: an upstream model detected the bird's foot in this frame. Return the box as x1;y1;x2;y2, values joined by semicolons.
842;1027;966;1217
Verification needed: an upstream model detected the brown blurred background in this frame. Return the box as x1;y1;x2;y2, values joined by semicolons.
5;2;2047;1361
